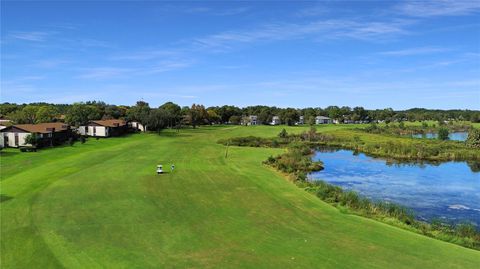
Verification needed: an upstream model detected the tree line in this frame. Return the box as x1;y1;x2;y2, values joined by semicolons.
1;101;479;132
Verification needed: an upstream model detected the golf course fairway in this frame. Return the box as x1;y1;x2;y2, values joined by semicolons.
1;126;479;268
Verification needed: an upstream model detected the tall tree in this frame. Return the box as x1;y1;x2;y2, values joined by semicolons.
126;101;151;125
160;102;181;127
147;108;169;132
186;104;208;128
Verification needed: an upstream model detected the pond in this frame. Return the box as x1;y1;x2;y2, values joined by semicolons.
411;131;468;141
310;148;480;226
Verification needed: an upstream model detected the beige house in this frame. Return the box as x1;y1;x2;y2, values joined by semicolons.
315;116;332;124
129;121;147;132
1;122;70;148
79;119;127;137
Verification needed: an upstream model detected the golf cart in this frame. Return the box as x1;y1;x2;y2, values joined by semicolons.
157;164;163;174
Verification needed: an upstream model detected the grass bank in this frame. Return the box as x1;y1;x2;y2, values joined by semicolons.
261;142;480;250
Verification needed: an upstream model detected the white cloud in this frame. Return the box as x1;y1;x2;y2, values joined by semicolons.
76;67;134;79
192;19;412;50
379;47;450;56
185;7;211;14
295;5;329;17
397;0;480;17
144;60;194;74
32;59;70;68
9;31;52;42
215;7;250;16
110;49;180;61
76;60;193;79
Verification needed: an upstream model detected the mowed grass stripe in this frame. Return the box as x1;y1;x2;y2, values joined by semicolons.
1;126;479;269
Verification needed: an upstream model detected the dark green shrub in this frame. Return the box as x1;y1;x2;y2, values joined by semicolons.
438;128;449;140
466;128;480;148
278;128;288;138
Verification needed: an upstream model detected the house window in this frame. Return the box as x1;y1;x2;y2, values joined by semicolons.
93;126;96;135
14;134;19;146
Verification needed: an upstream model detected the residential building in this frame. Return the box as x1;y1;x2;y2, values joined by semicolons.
315;116;332;124
129;121;147;132
249;115;258;125
1;122;70;148
271;116;281;125
79;119;127;137
297;116;305;125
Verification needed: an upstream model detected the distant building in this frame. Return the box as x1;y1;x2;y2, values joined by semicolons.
249;115;258;125
79;119;127;137
315;116;332;124
242;115;258;126
1;122;70;148
129;121;147;132
297;116;304;125
271;116;281;125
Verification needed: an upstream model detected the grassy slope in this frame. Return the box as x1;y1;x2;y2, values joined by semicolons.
1;125;479;269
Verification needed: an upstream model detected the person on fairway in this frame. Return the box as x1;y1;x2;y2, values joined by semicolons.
171;164;175;172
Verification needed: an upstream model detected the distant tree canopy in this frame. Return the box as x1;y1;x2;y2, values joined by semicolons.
1;102;480;131
126;101;150;124
65;103;102;126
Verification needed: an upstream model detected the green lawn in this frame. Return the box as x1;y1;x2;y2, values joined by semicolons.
1;125;479;268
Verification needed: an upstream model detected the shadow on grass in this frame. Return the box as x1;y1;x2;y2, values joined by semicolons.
157;131;192;137
154;171;172;175
0;151;20;157
0;194;13;203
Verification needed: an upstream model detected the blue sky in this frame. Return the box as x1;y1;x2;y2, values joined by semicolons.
1;0;479;109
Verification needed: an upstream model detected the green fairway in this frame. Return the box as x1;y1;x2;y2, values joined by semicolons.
1;125;479;268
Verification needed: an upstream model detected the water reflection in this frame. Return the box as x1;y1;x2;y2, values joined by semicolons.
310;147;480;226
411;131;468;141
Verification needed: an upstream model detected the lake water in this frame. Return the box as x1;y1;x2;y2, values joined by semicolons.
411;131;468;141
310;148;480;226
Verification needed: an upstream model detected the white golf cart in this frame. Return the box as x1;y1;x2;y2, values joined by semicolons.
157;164;163;174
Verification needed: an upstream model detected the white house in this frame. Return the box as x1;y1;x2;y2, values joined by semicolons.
271;116;281;125
297;116;305;125
79;119;127;137
129;121;147;132
0;122;70;148
248;115;258;125
315;116;332;124
241;115;258;126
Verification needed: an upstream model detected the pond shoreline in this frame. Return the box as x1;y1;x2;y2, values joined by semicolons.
309;146;480;226
219;130;480;250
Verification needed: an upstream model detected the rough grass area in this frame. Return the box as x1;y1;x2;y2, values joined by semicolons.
1;125;479;268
